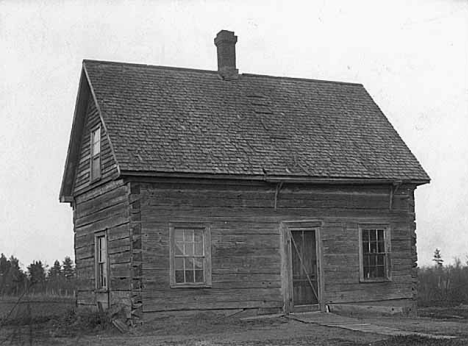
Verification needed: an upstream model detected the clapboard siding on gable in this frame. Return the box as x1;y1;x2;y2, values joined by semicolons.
73;97;118;195
129;179;417;313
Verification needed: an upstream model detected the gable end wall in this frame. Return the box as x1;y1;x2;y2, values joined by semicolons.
73;96;118;196
74;180;132;310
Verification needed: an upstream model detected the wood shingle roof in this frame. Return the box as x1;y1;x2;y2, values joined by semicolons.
82;59;429;182
59;57;430;201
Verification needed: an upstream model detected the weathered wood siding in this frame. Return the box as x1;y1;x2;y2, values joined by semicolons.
133;180;417;314
74;180;131;309
73;97;118;195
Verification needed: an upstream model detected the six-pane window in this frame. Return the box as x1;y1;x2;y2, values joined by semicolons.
95;233;108;290
90;127;101;181
174;229;205;284
171;226;211;287
361;228;389;280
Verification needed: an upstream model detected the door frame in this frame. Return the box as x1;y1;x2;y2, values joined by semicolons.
280;220;325;314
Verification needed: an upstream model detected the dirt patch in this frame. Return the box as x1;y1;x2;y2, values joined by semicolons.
2;309;468;346
0;312;383;346
369;335;467;346
418;306;468;320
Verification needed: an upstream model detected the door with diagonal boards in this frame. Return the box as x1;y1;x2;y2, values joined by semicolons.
289;229;319;311
281;222;322;313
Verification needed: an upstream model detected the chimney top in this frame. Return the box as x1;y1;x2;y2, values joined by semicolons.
214;30;238;80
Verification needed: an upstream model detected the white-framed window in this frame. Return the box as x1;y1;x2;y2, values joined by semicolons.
169;224;211;287
95;232;108;290
90;127;101;182
359;225;391;282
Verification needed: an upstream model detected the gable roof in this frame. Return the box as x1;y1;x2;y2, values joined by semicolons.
60;59;429;200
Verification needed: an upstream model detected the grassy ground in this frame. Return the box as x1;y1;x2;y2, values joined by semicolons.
370;335;466;346
418;305;468;320
1;298;468;345
0;295;75;321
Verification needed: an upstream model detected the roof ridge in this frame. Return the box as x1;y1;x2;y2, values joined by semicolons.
82;59;362;86
241;72;362;86
83;59;219;75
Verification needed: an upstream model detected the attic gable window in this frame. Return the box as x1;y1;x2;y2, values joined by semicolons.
359;226;391;282
169;225;212;287
90;127;101;182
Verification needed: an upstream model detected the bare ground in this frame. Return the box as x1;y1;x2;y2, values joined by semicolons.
2;309;468;346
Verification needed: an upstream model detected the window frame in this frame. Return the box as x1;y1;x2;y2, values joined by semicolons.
95;231;109;291
169;223;212;288
90;126;102;182
358;225;391;283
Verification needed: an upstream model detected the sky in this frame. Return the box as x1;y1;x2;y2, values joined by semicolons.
1;0;467;269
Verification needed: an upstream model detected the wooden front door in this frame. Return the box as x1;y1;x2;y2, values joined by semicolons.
290;230;319;310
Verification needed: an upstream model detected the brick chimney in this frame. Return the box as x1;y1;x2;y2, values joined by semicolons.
214;30;238;80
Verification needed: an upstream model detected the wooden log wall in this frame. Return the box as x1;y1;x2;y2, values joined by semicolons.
73;97;118;196
133;179;418;314
74;180;131;309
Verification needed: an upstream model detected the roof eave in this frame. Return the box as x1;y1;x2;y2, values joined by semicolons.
59;67;90;202
119;170;430;185
60;195;74;203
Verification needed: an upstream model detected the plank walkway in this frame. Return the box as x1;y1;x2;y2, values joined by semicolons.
288;312;457;340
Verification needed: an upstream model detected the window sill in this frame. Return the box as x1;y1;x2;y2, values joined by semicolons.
90;177;102;184
170;283;211;289
359;278;391;283
95;288;109;293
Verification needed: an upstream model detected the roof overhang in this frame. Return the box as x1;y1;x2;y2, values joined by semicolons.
119;170;430;186
59;68;91;203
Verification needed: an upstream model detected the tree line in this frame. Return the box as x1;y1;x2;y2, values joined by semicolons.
418;249;468;306
0;254;76;296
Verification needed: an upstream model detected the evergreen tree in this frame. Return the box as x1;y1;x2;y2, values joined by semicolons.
433;248;444;267
8;256;26;295
28;260;46;285
0;253;9;275
48;260;62;279
62;256;75;280
47;260;63;295
0;254;26;295
0;253;11;294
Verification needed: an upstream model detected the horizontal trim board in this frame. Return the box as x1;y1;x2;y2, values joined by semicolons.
121;171;428;186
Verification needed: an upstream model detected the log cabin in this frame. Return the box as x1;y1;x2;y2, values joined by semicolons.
59;30;430;320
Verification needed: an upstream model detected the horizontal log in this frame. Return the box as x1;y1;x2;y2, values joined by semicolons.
324;281;411;293
145;188;391;210
76;185;128;218
109;251;131;264
212;234;279;248
212;246;279;257
213;255;281;269
323;254;359;266
75;244;93;260
138;207;408;222
75;180;126;204
108;224;130;241
142;287;282;301
76;202;129;228
212;280;281;289
110;262;132;277
108;244;131;255
110;277;132;290
141;184;390;196
214;273;281;282
325;288;413;304
75;216;129;234
142;299;283;312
